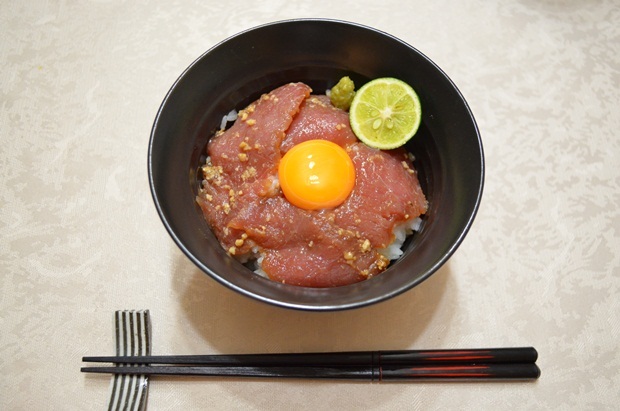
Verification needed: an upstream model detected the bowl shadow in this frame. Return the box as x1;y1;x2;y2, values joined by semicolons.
171;251;453;354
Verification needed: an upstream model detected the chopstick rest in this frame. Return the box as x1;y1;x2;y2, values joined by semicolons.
106;310;151;411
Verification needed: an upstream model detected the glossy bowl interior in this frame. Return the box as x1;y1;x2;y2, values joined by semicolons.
148;19;484;311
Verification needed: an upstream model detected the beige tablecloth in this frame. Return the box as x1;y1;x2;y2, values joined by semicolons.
2;1;619;410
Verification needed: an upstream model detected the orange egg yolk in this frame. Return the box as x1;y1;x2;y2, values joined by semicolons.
278;139;356;210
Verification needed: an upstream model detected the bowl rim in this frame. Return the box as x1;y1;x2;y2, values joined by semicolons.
148;17;484;311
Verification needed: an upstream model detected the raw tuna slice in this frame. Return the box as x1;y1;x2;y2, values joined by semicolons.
281;95;358;152
335;143;428;249
237;201;389;287
208;82;312;186
197;83;311;252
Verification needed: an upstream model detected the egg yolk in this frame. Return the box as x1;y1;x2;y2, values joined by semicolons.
278;139;356;210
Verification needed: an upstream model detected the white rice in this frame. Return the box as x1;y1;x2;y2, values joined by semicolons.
378;217;423;260
254;253;267;278
219;109;238;130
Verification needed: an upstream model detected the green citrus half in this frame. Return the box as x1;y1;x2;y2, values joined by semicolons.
349;77;422;150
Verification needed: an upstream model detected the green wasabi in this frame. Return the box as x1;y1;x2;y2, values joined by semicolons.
329;76;355;111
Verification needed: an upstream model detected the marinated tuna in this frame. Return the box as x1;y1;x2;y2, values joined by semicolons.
197;82;427;287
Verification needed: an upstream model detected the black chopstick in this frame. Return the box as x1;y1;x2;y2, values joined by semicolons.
83;347;538;367
81;363;540;381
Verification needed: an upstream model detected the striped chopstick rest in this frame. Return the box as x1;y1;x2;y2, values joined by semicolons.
107;310;151;411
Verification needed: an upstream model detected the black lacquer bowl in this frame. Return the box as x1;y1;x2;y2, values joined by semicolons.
148;19;484;311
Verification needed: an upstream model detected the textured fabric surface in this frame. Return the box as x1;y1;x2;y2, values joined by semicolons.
1;1;619;410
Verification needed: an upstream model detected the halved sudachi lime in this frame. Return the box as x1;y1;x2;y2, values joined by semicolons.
349;77;422;150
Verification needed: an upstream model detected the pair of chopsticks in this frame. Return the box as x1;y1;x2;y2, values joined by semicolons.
81;347;540;382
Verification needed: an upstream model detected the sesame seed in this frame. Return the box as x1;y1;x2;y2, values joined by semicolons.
360;239;371;252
